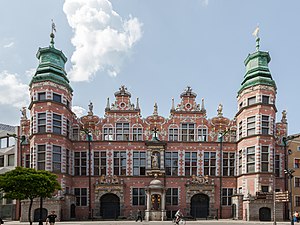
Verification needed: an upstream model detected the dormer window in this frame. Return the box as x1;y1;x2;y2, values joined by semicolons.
116;123;129;141
181;123;195;141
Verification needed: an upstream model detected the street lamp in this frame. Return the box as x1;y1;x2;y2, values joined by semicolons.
283;134;300;225
82;129;92;220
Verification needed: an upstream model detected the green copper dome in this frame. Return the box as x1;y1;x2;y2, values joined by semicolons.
238;38;276;94
29;34;73;92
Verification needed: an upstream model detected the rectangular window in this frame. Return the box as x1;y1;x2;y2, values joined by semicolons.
247;146;255;173
238;150;242;175
0;155;4;167
132;188;146;206
198;127;207;142
222;188;233;205
248;96;256;105
247;116;255;136
75;188;87;206
295;159;300;168
116;123;130;141
261;146;269;172
166;188;179;206
262;115;269;135
275;154;280;177
113;151;126;175
94;151;107;176
53;93;62;103
66;149;70;174
0;137;8;148
25;154;30;168
74;152;87;176
296;196;300;207
238;121;242;138
133;127;143;141
7;154;14;166
37;113;46;133
53;113;62;134
133;151;146;176
223;152;235;176
295;177;300;187
262;95;269;104
185;152;197;176
165;152;178;176
66;120;70;138
181;123;195;141
72;128;79;141
261;186;269;192
204;152;216;176
53;145;61;173
103;127;113;140
169;127;179;141
37;145;46;170
38;92;46;101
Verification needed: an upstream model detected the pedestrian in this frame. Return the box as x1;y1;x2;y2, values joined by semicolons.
294;211;299;223
46;211;57;225
135;209;143;222
0;217;3;224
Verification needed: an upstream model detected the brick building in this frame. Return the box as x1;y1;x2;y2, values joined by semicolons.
17;32;289;222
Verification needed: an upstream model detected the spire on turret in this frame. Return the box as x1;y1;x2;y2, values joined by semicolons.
171;98;175;111
252;25;260;51
105;97;110;111
201;98;206;112
136;98;140;110
50;19;56;48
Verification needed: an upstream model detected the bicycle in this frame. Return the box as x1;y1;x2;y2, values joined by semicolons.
172;217;186;225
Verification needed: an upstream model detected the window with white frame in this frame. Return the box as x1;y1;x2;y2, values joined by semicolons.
238;150;242;175
133;151;146;176
223;152;235;176
181;123;195;141
66;119;70;138
295;177;300;187
75;188;87;206
37;113;46;133
261;185;269;192
132;188;146;206
116;123;129;141
247;116;255;136
37;145;46;170
165;152;178;176
262;115;269;135
0;136;15;148
238;121;242;138
168;125;179;141
53;93;62;103
53;113;62;134
74;152;87;176
72;127;79;141
132;125;143;141
103;125;113;141
247;146;255;173
261;146;269;172
66;149;70;175
185;152;197;176
52;145;61;173
247;96;256;106
7;154;14;166
222;188;233;205
262;95;270;104
113;151;126;175
166;188;179;206
94;151;106;176
197;126;208;142
38;92;46;101
204;152;216;176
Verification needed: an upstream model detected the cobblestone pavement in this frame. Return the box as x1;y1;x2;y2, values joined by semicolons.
2;220;292;225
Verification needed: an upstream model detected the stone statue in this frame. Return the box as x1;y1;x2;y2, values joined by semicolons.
217;103;223;116
88;101;93;115
281;110;287;123
152;153;159;168
20;107;27;119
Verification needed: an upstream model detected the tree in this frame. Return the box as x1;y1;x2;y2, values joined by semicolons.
0;167;61;225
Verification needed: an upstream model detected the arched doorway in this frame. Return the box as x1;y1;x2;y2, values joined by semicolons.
259;207;271;221
70;204;76;218
190;194;209;218
100;193;120;219
33;208;48;222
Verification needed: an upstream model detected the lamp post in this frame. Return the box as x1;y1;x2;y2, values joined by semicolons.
83;129;92;220
283;134;300;225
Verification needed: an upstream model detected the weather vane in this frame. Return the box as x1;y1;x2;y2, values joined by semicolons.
50;19;56;47
51;19;56;34
252;24;260;51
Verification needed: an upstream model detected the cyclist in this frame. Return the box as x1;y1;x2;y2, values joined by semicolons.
174;209;183;224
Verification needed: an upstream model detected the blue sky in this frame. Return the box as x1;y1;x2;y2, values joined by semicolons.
0;0;299;135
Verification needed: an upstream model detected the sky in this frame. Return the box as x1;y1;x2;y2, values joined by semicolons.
0;0;299;135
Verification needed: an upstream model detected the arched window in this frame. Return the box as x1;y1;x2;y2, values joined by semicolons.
168;124;179;141
103;124;114;141
197;125;208;142
132;124;143;141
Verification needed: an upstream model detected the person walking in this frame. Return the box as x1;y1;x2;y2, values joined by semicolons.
46;211;57;225
135;209;143;222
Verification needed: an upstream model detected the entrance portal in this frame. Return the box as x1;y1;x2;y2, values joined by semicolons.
33;208;48;222
190;194;209;218
259;207;271;221
100;193;120;219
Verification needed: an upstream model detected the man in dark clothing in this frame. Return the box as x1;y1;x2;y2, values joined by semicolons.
46;211;57;225
135;209;143;222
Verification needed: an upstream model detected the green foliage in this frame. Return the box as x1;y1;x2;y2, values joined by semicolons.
0;167;61;200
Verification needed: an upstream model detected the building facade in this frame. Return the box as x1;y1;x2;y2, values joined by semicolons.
17;32;289;221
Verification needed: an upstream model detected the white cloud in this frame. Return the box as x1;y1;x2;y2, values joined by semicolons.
0;71;29;108
25;68;36;78
3;42;14;48
63;0;143;82
72;105;87;118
